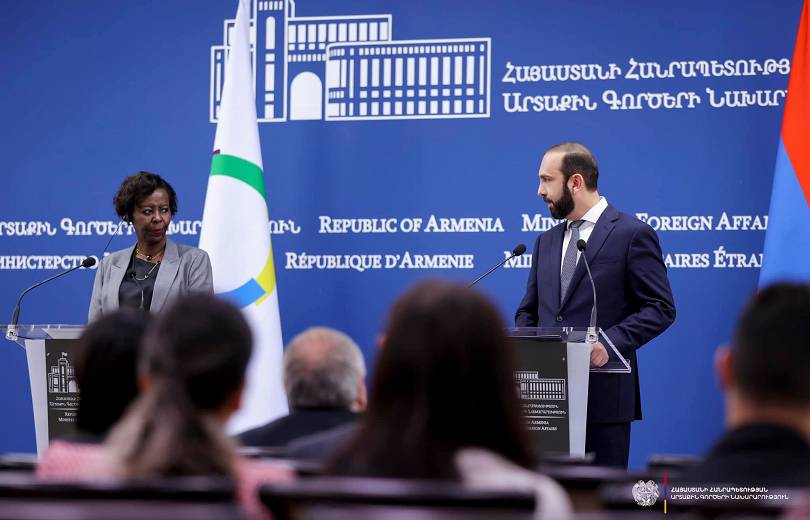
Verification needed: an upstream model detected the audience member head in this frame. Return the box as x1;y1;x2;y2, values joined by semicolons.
284;327;367;412
107;294;252;477
74;309;151;438
328;280;533;479
717;282;810;430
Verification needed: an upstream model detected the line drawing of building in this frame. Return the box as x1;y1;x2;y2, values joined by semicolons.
514;371;566;401
48;352;78;394
210;0;491;123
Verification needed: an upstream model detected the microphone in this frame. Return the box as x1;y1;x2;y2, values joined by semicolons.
129;271;146;310
576;239;598;344
469;244;527;287
6;257;97;341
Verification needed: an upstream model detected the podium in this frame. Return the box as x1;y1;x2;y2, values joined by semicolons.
3;325;84;456
506;327;630;459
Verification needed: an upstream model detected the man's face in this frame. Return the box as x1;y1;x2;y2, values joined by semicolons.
537;152;574;220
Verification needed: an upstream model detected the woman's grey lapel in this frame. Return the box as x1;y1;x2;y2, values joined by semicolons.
150;239;180;314
106;244;136;312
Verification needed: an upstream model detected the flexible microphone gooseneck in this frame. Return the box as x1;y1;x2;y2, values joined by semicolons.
6;219;126;341
6;257;97;340
469;243;527;287
576;239;599;344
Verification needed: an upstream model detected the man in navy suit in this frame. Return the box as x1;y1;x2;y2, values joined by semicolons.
516;142;675;467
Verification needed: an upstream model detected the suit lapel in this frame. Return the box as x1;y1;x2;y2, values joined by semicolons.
559;205;618;310
545;222;565;313
151;239;180;313
108;245;135;312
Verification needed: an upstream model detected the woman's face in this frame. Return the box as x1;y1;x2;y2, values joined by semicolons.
131;189;172;247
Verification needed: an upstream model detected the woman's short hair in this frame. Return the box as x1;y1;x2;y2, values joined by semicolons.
113;171;178;222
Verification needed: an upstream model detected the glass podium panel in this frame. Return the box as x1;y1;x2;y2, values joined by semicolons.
2;324;85;455
4;324;85;343
506;327;631;374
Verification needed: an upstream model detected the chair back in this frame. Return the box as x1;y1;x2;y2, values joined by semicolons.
0;473;244;520
260;476;535;520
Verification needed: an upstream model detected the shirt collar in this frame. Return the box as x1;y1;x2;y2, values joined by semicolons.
569;196;608;227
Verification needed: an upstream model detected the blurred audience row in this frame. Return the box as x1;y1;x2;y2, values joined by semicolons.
33;279;810;518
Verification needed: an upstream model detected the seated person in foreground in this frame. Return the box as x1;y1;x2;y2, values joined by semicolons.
51;308;150;445
239;327;366;447
678;283;810;486
325;280;572;519
37;294;293;520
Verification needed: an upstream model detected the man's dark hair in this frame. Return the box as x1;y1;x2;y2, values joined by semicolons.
732;282;810;407
546;142;599;190
113;171;178;222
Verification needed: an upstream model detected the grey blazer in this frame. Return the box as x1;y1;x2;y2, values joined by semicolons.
88;239;214;322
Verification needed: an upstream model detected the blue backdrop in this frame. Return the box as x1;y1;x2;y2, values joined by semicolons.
1;0;802;468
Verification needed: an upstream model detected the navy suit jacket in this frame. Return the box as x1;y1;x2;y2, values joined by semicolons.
515;204;675;423
238;408;358;448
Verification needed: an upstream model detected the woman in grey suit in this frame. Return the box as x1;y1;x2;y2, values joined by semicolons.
88;172;213;321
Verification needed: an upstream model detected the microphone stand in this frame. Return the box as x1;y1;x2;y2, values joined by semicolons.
469;245;526;288
6;258;96;341
577;239;598;344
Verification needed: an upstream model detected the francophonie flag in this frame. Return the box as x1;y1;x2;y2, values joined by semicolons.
760;0;810;286
199;0;287;432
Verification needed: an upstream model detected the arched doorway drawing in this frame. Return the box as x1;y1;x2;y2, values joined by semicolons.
290;72;323;120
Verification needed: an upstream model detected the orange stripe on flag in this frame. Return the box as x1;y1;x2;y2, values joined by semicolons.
782;0;810;207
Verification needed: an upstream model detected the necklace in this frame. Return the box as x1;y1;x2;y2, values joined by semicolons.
132;244;164;282
132;258;161;281
135;245;165;263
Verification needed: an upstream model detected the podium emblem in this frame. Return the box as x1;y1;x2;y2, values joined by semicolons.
47;352;78;394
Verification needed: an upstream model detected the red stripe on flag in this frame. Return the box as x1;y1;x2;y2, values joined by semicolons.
782;0;810;207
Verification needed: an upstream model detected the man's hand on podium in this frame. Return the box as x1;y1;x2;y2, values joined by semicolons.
590;341;609;368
